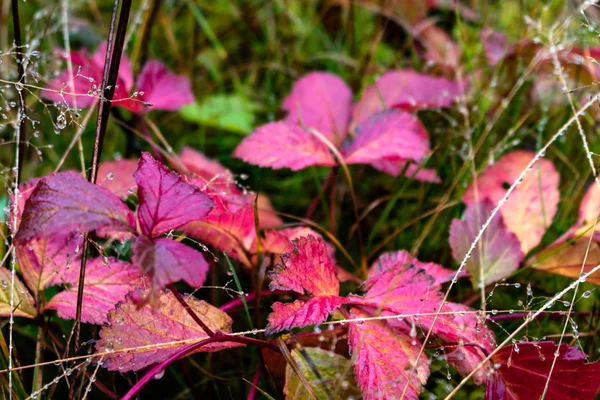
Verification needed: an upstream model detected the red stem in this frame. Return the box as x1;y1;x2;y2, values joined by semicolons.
247;364;262;400
219;290;271;313
121;334;278;400
168;284;215;337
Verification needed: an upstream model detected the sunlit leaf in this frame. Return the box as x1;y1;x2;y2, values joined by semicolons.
97;159;138;199
0;267;36;318
531;239;600;286
180;94;258;134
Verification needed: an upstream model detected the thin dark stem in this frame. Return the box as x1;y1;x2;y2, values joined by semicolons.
121;334;279;400
305;169;334;220
74;0;133;353
11;0;26;179
168;284;215;337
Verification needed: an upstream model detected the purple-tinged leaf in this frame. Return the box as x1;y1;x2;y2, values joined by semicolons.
135;152;214;237
269;236;339;296
266;296;345;334
449;200;524;287
15;171;135;242
486;342;600;400
97;159;138;198
44;257;141;324
352;69;464;125
96;291;242;371
132;237;209;296
16;232;83;295
348;309;429;400
462;150;560;253
343;111;431;166
282;72;353;146
233;121;336;171
135;60;194;113
0;267;36;318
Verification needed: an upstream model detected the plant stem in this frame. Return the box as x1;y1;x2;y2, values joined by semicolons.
74;0;133;353
167;284;215;337
121;334;278;400
220;290;271;313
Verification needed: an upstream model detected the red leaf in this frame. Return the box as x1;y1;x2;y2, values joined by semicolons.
135;152;214;237
135;60;194;112
343;111;431;167
183;205;256;267
44;257;141;324
268;236;339;297
449;200;524;287
95;291;242;371
486;342;600;400
15;171;135;242
233;121;336;171
132;237;210;295
16;233;83;295
179;146;238;194
281;72;353;146
266;296;345;334
352;69;464;125
348;309;430;400
97;159;138;198
463;150;560;253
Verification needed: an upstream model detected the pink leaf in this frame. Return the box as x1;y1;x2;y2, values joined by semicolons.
266;296;345;334
370;158;440;182
183;205;256;267
136;60;194;112
0;267;36;318
132;236;210;295
44;257;141;324
233;121;336;171
486;342;600;400
95;291;242;371
15;171;135;242
573;183;600;239
348;309;429;400
281;72;353;146
97;159;138;198
179;146;237;193
268;236;339;296
135;152;214;237
352;69;464;125
462;150;560;253
91;41;135;93
343;111;431;167
481;28;511;66
16;232;83;295
449;200;524;287
254;193;283;229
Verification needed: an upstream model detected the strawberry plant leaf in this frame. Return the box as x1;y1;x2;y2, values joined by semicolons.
233;121;336;171
343;111;431;166
96;291;242;371
352;69;464;125
348;308;429;400
132;236;210;295
0;267;36;318
284;347;360;400
450;200;524;287
44;257;141;324
136;60;194;112
462;150;560;253
135;152;214;237
486;342;600;400
15;171;135;242
367;250;458;285
266;296;345;335
281;72;352;146
531;239;600;286
97;159;138;198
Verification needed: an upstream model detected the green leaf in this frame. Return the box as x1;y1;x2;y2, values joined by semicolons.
284;347;361;400
180;94;258;135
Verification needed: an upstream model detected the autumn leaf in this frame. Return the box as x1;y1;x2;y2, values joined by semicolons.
348;308;429;400
135;60;194;112
486;342;600;400
531;238;600;286
135;152;214;237
15;171;135;242
44;257;141;324
132;236;210;295
283;347;360;400
463;150;560;253
96;291;242;371
97;159;139;198
281;72;352;147
0;267;36;318
266;236;344;334
233;121;336;171
450;200;524;287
